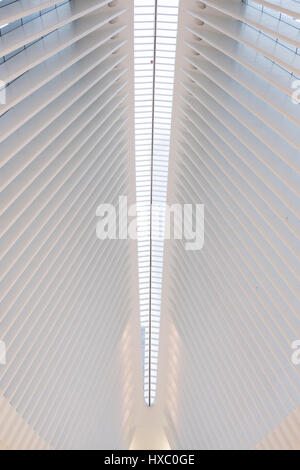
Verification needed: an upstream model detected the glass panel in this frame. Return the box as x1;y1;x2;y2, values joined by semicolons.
134;0;179;406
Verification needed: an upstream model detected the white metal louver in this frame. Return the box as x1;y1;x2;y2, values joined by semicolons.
157;0;300;450
0;0;142;450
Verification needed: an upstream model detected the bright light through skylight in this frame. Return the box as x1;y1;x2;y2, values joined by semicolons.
134;0;179;406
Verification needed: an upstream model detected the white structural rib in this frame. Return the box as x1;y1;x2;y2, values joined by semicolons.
0;9;126;86
242;0;300;18
0;0;142;450
188;4;300;76
158;0;300;450
0;1;61;24
0;0;111;57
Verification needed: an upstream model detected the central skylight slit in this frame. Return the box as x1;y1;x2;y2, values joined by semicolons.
134;0;179;406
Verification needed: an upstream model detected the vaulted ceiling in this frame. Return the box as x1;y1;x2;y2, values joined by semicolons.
0;0;299;450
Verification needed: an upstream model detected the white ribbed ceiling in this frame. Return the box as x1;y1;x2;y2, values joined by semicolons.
0;0;143;450
157;0;300;450
0;0;299;450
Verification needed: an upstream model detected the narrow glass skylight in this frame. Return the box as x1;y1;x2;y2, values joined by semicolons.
134;0;179;406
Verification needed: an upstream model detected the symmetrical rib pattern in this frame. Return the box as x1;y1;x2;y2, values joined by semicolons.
158;0;300;450
0;0;141;450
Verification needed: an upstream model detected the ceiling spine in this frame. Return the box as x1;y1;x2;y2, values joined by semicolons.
134;0;179;406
